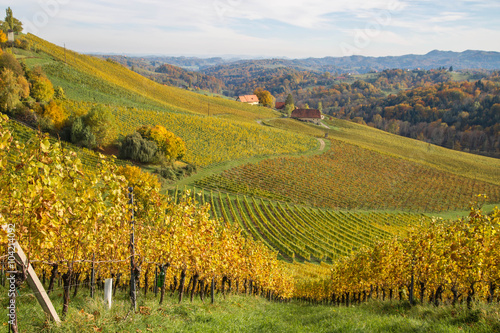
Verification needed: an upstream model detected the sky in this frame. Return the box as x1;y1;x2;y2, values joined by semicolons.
5;0;500;58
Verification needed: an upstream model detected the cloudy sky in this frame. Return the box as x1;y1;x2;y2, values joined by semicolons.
7;0;500;58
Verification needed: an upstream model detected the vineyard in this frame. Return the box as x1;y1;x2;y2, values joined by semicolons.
108;104;318;167
322;118;500;186
168;188;426;262
1;34;499;332
310;204;500;310
0;115;295;331
14;37;318;167
262;118;328;138
194;139;500;211
22;34;278;123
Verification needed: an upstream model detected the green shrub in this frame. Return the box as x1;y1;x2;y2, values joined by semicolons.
119;131;158;163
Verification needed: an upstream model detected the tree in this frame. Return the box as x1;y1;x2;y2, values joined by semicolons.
284;93;295;115
0;31;6;44
254;87;274;108
82;105;116;147
0;53;23;76
137;125;186;161
0;68;23;112
318;101;323;112
30;75;54;103
119;132;158;163
1;7;22;33
70;117;96;148
42;100;66;129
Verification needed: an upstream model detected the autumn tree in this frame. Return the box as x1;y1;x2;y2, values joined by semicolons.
29;72;54;103
137;125;186;162
0;68;27;112
254;87;274;108
42;100;66;129
0;31;6;44
0;53;23;76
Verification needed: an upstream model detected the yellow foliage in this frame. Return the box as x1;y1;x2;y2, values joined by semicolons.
0;116;295;300
43;100;66;129
0;31;6;44
116;165;162;216
17;75;30;98
30;75;54;102
138;124;186;161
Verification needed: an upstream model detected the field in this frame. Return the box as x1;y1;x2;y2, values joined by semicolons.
193;139;500;212
322;119;500;186
262;118;328;138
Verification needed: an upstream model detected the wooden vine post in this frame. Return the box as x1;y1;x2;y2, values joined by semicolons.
1;224;61;326
129;187;137;311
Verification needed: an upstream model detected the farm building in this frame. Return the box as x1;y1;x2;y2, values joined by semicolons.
237;95;259;105
291;108;324;125
275;102;285;110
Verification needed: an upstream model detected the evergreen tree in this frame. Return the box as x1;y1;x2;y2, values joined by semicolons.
284;93;295;115
1;7;22;33
119;132;158;163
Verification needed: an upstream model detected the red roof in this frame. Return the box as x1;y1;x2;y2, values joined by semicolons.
238;95;259;103
275;102;285;109
291;109;321;119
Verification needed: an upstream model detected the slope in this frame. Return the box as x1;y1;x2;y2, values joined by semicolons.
23;34;277;122
14;35;317;167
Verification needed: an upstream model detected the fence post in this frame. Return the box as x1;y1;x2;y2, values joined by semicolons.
129;187;137;311
154;266;158;297
90;253;95;298
104;278;113;309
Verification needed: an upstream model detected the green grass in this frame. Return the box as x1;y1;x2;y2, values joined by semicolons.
4;285;498;333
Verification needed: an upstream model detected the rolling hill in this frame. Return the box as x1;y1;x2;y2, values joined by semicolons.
8;34;500;263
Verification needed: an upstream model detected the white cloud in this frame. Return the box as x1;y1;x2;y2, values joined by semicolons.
430;12;467;23
8;0;500;57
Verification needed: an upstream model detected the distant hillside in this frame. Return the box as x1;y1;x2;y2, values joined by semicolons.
149;50;500;74
96;55;226;94
275;50;500;73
